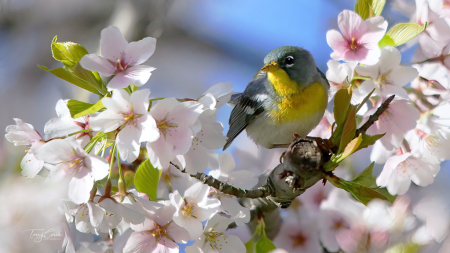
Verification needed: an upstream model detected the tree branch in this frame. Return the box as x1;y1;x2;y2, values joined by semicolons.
355;95;395;137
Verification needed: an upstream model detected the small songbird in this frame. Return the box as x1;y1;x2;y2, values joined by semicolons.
223;46;329;150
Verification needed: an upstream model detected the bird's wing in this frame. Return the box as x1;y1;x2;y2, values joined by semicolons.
317;67;330;88
223;76;267;150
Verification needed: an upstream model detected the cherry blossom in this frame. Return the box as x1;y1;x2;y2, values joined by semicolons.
376;152;440;195
201;81;234;109
326;10;387;64
354;47;419;100
89;89;159;162
146;98;203;170
36;138;109;204
208;152;258;189
326;60;357;101
5;118;45;178
80;26;156;90
185;214;246;253
170;182;220;239
412;196;450;244
44;100;91;140
124;201;190;253
363;99;420;151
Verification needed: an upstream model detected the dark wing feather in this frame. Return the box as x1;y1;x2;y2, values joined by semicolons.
317;67;330;87
223;76;267;150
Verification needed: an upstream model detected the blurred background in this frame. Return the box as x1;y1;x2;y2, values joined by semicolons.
0;0;449;250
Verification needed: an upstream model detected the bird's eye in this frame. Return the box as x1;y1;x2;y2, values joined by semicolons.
285;56;295;66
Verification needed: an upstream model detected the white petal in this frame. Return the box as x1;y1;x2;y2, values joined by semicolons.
138;115;160;142
107;65;155;90
100;26;128;61
119;204;145;225
147;136;173;170
185;182;209;203
123;231;157;253
386;66;418;87
68;169;94;204
184;148;209;174
102;89;131;112
167;222;191;244
218;152;235;173
125;37;157;65
87;202;105;227
44;117;82;139
150;98;179;120
89;110;124;132
378;46;401;73
117;123;141;162
5;118;42;145
80;54;115;76
36;139;76;164
20;151;44;178
85;156;109;181
173;215;203;240
130;89;150;114
228;170;258;189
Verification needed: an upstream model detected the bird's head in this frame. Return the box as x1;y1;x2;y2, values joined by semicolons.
261;46;319;90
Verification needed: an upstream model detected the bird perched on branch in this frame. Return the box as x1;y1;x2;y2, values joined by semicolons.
223;46;329;150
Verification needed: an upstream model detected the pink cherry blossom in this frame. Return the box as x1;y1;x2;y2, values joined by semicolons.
326;10;387;64
89;89;159;162
80;26;156;90
326;60;357;101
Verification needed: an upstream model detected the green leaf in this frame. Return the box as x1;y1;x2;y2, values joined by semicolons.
245;238;255;253
339;106;357;153
51;36;89;67
379;22;427;48
354;0;386;20
333;89;351;127
327;174;388;205
71;63;106;93
39;66;102;95
375;187;397;204
255;235;276;253
351;162;377;188
135;159;162;200
385;242;420;253
70;99;105;119
338;133;363;162
357;133;385;151
356;88;375;113
67;99;94;118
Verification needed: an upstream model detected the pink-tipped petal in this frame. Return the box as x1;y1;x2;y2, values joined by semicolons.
100;26;128;61
80;54;115;76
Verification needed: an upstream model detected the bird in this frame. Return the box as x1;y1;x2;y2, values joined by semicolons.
223;46;329;150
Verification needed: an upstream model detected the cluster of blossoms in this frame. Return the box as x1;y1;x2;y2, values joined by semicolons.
4;1;450;252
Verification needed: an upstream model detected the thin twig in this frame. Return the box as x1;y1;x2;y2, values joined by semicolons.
170;162;273;199
355;95;395;137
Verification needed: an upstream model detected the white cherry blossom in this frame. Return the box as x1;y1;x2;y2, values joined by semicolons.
146;98;203;170
36;138;109;204
5;118;45;178
326;60;357;101
186;214;246;253
80;26;156;90
89;89;159;162
170;182;220;239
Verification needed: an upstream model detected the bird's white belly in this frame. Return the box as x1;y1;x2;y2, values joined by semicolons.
245;111;324;148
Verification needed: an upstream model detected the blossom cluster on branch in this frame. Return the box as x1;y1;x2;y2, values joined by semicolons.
3;0;450;252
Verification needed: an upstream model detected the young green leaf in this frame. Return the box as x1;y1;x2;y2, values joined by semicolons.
379;22;427;48
39;66;103;95
135;159;162;200
351;162;377;188
357;133;385;151
245;238;255;253
255;235;276;253
51;36;89;67
66;100;94;118
326;174;388;205
338;133;363;162
354;0;386;20
72;99;105;119
339;106;357;153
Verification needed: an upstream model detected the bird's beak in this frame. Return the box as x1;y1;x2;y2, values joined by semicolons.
261;61;279;73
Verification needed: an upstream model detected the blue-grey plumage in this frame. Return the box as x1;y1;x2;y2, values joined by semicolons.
223;46;329;150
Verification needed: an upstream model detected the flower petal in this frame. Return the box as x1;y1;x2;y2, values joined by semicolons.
107;65;155;90
125;37;157;65
117;123;141;162
100;26;128;61
68;170;94;204
80;54;115;76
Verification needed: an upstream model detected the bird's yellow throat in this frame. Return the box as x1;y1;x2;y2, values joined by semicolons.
266;67;327;123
